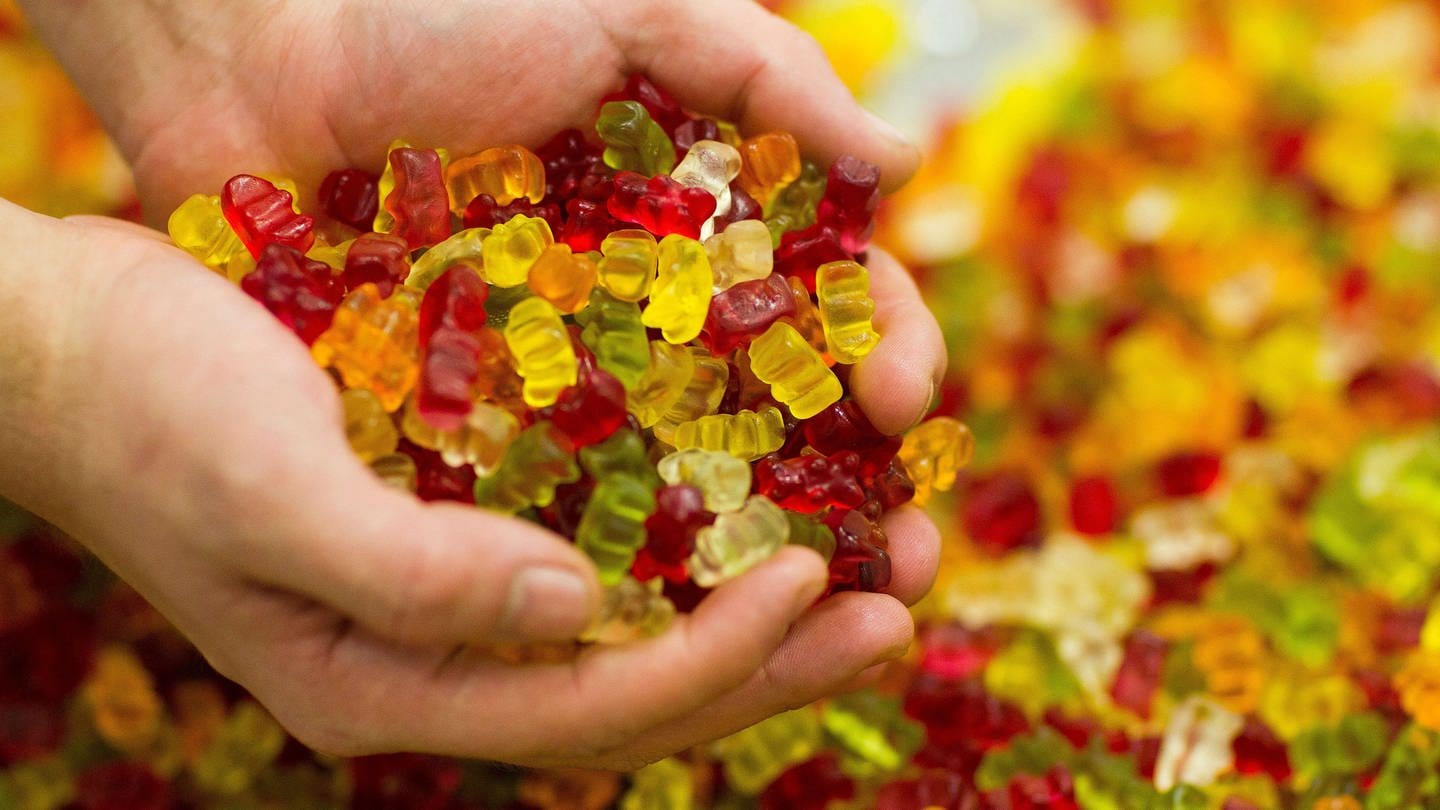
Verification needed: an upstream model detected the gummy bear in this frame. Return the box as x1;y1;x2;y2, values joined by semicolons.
775;224;850;292
815;155;881;253
343;232;410;297
597;228;659;302
803;400;901;476
700;273;797;355
672;407;788;461
689;494;790;586
671;139;742;233
169;193;247;272
527;243;597;314
311;284;421;412
627;340;696;428
736;132;802;207
607;171;717;239
900;417;975;506
503;296;578;408
583;576;676;643
318;168;381;232
221;174;316;258
577;475;659;587
711;708;822;795
240;244;346;346
765;160;826;243
405;228;487;291
596;100;676;177
483;214;555;288
577;288;651;389
380;147;451;250
816;260;881;364
747;321;843;419
542;368;629;449
705;219;775;292
401;398;519;475
444;144;546;211
657;449;752;513
754;451;866;514
473;422;579;512
343;389;400;462
635;483;714;583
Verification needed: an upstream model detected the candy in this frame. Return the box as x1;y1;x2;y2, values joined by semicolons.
240;244;345;346
472;422;579;513
705;218;775;292
671;407;787;461
657;449;751;513
736;132;802;207
815;260;880;364
576;288;650;390
483;214;554;288
444;144;545;211
689;495;790;587
641;234;712;344
596;228;659;302
747;322;842;419
380;146;451;250
608;171;717;240
503;296;578;408
527;244;597;314
342;389;399;462
596;101;675;177
318;168;381;232
221;174;315;258
168;193;246;272
310;283;420;411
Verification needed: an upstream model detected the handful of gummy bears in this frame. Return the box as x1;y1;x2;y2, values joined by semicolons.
165;75;970;643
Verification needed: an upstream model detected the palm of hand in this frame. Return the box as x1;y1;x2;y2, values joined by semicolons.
130;0;636;215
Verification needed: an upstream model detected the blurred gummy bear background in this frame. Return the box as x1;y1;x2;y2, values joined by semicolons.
6;0;1440;807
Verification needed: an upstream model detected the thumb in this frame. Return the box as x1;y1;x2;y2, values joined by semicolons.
601;0;921;192
246;430;603;647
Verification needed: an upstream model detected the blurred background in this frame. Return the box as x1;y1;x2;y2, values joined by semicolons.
4;0;1440;807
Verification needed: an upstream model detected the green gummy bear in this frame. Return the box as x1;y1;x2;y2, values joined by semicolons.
576;476;657;587
596;100;676;176
474;422;580;512
578;288;651;389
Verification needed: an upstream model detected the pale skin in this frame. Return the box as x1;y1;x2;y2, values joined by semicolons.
5;0;948;769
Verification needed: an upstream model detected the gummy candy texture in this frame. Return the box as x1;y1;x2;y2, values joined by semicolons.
672;407;787;461
705;219;775;291
597;228;659;302
473;422;579;513
577;476;658;587
406;228;488;291
221;174;315;258
402;398;519;475
651;350;729;446
483;215;554;288
657;449;752;513
169;193;246;272
444;144;545;211
584;577;675;644
342;389;399;462
311;284;420;412
702;273;797;355
608;171;717;239
712;708;821;795
816;260;880;364
736;132;802;207
627;340;696;428
381;147;451;250
577;288;651;389
596;100;676;177
755;451;866;514
899;417;975;506
240;244;346;346
503;296;578;408
689;495;790;586
747;322;843;419
526;244;596;314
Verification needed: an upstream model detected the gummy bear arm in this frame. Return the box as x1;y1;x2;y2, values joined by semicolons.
587;0;920;193
845;247;947;435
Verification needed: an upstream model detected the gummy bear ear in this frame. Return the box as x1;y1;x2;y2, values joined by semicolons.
600;0;920;194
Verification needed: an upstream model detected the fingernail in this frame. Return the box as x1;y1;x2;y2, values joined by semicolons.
869;639;911;667
500;567;595;641
863;108;914;148
906;378;941;432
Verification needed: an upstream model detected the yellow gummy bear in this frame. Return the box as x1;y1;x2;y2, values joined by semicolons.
503;296;578;408
747;321;842;419
401;397;520;475
705;219;774;291
168;194;246;273
651;349;729;446
342;388;399;462
598;229;659;302
483;214;554;288
627;339;696;429
642;234;713;344
816;260;881;364
672;407;787;461
899;417;976;506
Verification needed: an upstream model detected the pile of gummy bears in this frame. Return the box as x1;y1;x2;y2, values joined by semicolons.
164;74;968;635
5;0;1440;807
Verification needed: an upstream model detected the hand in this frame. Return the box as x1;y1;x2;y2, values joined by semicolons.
13;0;947;768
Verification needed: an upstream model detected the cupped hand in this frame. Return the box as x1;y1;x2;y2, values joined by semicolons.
14;0;947;767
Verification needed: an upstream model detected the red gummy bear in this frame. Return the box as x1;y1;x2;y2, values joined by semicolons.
755;451;866;514
561;198;626;253
903;675;1029;751
342;232;410;297
635;484;714;584
221;174;315;258
1155;450;1223;497
759;754;856;810
700;274;796;354
672;118;721;153
415;266;491;430
816;155;881;254
867;457;917;511
716;183;762;230
398;441;477;504
535;128;604;202
384;147;451;250
240;244;345;346
541;369;629;449
774;224;851;291
1231;717;1292;783
803;400;901;476
462;193;563;233
826;505;891;593
606;171;717;239
1109;630;1168;720
963;471;1044;554
1069;474;1119;536
318;168;381;232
